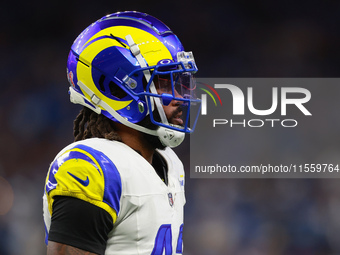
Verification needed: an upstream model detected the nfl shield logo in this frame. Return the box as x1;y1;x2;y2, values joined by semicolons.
168;193;174;207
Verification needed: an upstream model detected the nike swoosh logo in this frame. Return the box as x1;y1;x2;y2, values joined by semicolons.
67;172;90;187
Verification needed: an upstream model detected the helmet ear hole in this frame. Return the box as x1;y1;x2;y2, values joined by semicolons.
109;81;127;99
99;75;106;92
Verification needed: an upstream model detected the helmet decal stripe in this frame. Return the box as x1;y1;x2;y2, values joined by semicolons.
109;34;127;48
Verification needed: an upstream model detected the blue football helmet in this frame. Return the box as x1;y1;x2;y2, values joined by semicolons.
67;11;201;147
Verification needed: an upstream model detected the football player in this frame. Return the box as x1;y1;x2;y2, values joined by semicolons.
43;11;201;255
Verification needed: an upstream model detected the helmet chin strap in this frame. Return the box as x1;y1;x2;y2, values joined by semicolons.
156;125;185;148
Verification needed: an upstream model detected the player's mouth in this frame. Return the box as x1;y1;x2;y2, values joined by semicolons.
170;108;183;126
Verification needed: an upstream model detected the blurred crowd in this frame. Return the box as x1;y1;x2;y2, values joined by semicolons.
1;1;340;254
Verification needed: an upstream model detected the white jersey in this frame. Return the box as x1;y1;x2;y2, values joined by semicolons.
43;138;185;255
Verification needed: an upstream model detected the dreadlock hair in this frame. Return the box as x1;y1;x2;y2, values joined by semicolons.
73;107;122;142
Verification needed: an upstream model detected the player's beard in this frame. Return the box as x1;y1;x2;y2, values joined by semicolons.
138;106;183;150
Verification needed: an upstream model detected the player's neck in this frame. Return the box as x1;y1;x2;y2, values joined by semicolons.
115;123;156;164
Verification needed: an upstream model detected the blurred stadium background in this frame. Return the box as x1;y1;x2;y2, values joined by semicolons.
1;1;340;254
